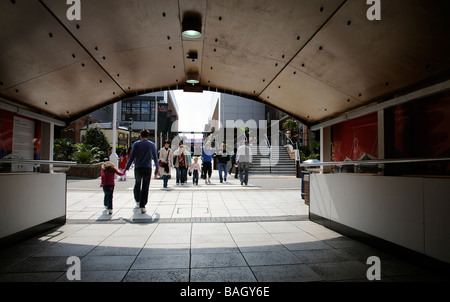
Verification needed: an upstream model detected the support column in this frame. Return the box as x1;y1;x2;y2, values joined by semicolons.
40;121;54;173
378;110;385;175
112;102;117;154
320;126;332;174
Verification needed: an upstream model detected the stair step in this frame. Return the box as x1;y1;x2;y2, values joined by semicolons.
239;146;297;175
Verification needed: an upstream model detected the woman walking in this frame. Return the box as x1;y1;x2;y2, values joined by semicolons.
159;140;173;188
173;143;190;185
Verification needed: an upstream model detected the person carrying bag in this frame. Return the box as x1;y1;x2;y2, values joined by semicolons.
159;140;173;188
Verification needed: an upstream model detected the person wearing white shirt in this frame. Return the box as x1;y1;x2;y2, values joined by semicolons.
236;140;252;186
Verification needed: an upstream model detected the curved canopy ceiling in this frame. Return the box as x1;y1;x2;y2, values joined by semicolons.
1;0;450;126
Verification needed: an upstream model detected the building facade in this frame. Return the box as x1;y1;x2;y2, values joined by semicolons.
60;91;179;150
205;93;307;148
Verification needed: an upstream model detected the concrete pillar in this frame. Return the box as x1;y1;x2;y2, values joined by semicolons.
112;102;117;154
378;110;385;175
320;126;332;174
40;121;54;173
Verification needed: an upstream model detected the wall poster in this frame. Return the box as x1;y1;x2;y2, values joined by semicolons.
12;116;35;172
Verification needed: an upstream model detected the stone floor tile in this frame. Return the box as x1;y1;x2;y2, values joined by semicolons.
191;247;240;254
56;270;127;282
80;255;136;271
226;222;268;234
237;242;288;253
88;245;142;256
7;256;69;273
230;233;277;245
307;261;369;281
191;252;247;268
139;244;190;256
123;269;189;282
259;221;303;233
131;254;190;270
191;223;230;235
32;243;96;257
190;267;256;282
251;264;323;282
292;248;355;264
242;250;303;266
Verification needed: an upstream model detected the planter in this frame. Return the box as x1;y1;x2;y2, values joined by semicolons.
65;162;102;179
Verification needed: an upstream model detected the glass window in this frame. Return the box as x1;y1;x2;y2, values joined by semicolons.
121;100;156;121
150;102;156;121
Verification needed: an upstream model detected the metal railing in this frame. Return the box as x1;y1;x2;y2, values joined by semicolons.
0;159;77;173
0;159;77;166
300;157;450;168
300;157;450;175
264;133;272;173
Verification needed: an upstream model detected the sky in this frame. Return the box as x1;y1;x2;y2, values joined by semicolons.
172;90;220;134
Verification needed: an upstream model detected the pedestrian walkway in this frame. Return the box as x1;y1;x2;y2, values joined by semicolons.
0;170;449;283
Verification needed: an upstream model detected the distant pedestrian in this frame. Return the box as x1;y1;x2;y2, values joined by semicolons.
159;140;173;188
183;144;192;183
125;129;159;213
237;140;253;186
173;142;184;185
284;130;297;160
201;143;215;184
189;157;201;185
216;143;230;183
118;149;128;181
100;161;124;215
229;148;239;179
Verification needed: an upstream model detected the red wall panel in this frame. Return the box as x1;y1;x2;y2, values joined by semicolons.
333;113;378;161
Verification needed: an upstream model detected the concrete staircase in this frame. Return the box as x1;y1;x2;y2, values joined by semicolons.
249;145;296;175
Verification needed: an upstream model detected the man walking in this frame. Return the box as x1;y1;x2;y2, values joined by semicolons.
216;142;230;183
125;129;159;213
236;140;252;186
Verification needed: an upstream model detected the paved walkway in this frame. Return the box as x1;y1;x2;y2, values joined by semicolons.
0;170;449;284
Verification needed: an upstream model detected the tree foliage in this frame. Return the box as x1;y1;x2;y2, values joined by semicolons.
282;119;300;133
53;138;75;161
84;126;110;156
54;127;110;164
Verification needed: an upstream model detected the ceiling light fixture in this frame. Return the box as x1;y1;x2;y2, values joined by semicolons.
182;15;202;39
186;73;200;84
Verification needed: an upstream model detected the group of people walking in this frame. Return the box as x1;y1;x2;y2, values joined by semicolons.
158;140;253;187
100;129;253;215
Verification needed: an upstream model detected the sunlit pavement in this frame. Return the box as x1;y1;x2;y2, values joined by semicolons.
0;169;449;283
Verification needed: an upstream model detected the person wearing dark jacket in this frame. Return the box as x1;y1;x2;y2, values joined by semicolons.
229;148;238;179
125;129;159;213
216;143;230;183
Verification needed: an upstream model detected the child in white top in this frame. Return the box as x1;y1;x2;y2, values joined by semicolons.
189;157;201;185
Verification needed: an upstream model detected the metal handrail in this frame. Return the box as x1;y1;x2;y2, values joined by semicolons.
300;157;450;167
0;159;77;166
264;134;272;173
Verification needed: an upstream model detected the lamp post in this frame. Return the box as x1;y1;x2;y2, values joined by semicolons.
128;117;133;149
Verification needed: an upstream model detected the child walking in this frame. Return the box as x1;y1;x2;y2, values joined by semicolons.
189;157;201;185
100;161;124;214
